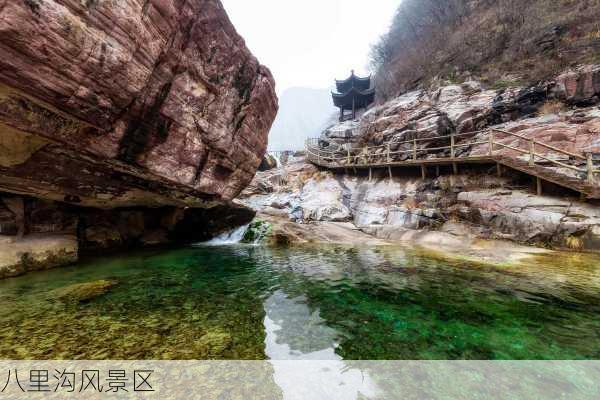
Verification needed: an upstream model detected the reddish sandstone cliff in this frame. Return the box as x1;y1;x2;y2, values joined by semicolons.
0;0;278;208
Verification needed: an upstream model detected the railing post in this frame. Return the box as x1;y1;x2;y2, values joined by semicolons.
363;147;367;165
413;139;417;161
347;148;351;165
386;143;391;163
450;133;455;159
529;140;535;166
587;152;595;185
489;130;494;156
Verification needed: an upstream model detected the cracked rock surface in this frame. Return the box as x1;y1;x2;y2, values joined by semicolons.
0;0;278;207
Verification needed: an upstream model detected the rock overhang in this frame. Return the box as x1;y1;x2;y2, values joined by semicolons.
0;0;278;208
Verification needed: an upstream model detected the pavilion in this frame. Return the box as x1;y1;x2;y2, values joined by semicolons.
332;71;375;121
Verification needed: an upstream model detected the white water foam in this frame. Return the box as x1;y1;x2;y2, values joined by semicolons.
268;151;282;168
196;224;249;246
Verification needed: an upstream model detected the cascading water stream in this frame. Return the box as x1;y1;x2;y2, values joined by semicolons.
197;224;250;246
195;220;272;246
268;152;282;168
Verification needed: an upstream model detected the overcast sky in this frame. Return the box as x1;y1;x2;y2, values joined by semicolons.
221;0;401;94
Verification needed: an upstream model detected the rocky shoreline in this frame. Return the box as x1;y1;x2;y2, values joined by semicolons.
241;66;600;257
0;0;277;279
0;1;599;280
239;155;599;266
0;197;256;279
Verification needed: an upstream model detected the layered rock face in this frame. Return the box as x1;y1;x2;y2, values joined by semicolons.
245;66;600;252
242;156;600;252
555;65;600;106
319;68;600;186
321;67;600;157
0;0;277;207
0;1;277;278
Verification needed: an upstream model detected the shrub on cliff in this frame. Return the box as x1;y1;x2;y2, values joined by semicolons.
370;0;600;101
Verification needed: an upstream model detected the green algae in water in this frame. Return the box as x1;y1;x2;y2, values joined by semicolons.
0;245;598;360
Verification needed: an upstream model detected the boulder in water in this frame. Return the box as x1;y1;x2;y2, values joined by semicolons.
0;234;78;279
243;220;273;243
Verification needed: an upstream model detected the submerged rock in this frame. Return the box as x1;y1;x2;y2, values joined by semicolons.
53;280;117;303
195;330;233;357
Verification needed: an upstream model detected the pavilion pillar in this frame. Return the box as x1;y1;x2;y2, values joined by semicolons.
340;106;344;122
352;97;356;120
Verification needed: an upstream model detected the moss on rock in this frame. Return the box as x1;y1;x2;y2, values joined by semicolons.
242;219;272;244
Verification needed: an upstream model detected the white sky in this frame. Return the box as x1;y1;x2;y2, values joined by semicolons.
221;0;401;94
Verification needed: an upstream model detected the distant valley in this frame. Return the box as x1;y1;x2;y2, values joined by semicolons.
268;87;337;151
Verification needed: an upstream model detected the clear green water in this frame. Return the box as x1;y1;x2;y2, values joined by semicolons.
0;244;598;360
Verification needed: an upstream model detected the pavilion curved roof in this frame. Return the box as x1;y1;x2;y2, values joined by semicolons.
335;72;371;93
331;87;375;109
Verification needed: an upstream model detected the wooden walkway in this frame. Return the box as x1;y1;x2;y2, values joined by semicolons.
306;128;600;199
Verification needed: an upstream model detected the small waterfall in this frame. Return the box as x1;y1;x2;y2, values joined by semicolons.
197;224;249;246
269;151;282;168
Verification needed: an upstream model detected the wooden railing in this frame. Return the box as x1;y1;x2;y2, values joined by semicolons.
268;150;295;158
306;128;600;185
491;128;599;184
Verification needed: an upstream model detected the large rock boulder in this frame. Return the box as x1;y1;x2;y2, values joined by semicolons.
357;81;552;150
432;81;497;133
457;190;600;249
0;0;278;208
555;64;600;105
52;279;117;303
0;234;78;279
258;154;278;171
299;177;353;222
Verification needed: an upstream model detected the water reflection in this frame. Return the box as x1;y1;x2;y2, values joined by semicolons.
264;290;379;399
264;290;339;359
0;243;598;361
